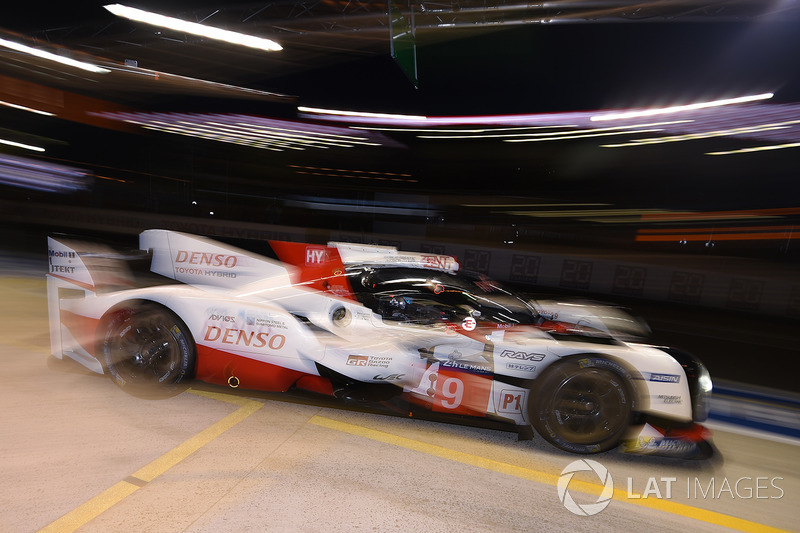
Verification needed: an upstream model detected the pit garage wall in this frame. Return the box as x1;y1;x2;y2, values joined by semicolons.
12;200;799;319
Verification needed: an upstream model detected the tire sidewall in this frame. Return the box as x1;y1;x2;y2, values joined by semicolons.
531;356;635;454
100;302;195;397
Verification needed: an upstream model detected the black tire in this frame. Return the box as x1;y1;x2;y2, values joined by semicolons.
100;302;195;398
530;357;634;454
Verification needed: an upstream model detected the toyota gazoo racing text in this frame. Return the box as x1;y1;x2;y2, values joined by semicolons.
47;230;714;458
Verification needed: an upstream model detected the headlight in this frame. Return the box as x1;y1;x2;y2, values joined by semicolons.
661;347;712;422
693;361;712;421
698;367;713;394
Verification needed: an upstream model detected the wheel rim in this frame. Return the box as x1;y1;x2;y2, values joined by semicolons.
548;368;629;445
106;312;181;386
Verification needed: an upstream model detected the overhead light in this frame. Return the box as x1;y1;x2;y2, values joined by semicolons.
590;93;774;122
706;142;800;156
0;138;45;152
0;100;54;116
0;37;110;73
298;106;427;121
104;111;384;152
601;119;799;148
104;4;282;52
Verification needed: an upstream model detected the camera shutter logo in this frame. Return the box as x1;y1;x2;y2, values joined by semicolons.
557;459;614;516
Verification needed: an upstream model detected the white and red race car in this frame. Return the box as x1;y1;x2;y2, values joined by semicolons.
47;230;713;458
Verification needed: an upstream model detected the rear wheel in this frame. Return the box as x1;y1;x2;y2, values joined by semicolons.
530;357;634;453
100;302;195;398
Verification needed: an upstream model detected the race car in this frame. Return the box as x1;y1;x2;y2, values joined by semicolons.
46;230;714;458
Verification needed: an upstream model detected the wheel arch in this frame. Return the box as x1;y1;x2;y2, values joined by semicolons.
97;297;189;349
540;352;649;410
529;352;645;453
97;298;198;384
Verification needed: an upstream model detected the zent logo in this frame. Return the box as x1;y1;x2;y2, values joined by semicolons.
422;255;454;270
557;459;614;516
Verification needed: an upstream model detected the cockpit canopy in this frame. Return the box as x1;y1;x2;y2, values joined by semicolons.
348;267;539;327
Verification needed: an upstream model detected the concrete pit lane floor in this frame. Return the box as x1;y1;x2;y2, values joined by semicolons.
1;257;799;533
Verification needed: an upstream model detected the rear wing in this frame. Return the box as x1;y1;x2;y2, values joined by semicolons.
46;235;136;371
47;236;136;293
46;230;297;370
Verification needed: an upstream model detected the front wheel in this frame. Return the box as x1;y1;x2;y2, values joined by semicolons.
100;302;195;398
530;357;634;454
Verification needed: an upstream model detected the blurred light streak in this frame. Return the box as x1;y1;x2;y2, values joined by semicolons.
288;164;416;183
460;202;609;207
0;138;44;152
297;102;800;159
284;198;432;216
95;64;288;100
99;112;386;151
104;4;283;51
0;154;89;192
502;208;674;218
0;100;54;116
590;93;774;121
636;231;797;242
301;107;598;127
0;37;110;74
292;170;417;182
96;175;127;183
355;124;578;133
412;120;694;138
641;207;800;222
415;120;691;140
640;225;798;234
601;120;800;148
298;106;426;121
503;128;664;143
706;143;800;155
305;102;800;151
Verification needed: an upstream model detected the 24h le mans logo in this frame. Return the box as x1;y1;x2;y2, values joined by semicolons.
557;459;614;516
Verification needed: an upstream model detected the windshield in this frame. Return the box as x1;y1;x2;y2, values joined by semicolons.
349;267;538;326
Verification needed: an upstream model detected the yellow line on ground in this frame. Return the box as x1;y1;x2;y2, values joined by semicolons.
38;390;263;533
309;415;787;533
310;414;559;484
133;390;262;482
37;482;140;533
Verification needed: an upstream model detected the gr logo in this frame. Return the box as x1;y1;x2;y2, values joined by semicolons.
557;459;614;516
346;355;368;366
